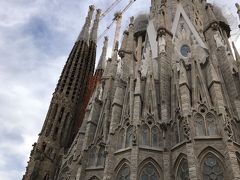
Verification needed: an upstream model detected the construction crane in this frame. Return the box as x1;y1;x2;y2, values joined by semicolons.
98;0;137;44
100;0;124;21
112;12;122;54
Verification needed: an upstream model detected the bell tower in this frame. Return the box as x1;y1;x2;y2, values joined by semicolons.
23;5;101;180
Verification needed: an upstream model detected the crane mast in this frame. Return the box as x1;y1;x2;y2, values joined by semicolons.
100;0;123;20
98;0;137;45
112;12;122;54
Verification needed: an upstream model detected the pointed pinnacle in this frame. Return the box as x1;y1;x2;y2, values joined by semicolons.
77;5;95;42
97;36;108;70
90;9;102;43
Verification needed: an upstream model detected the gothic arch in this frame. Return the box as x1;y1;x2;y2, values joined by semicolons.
174;153;189;180
115;159;131;180
198;147;225;180
173;153;187;170
96;146;105;166
201;153;225;179
89;176;100;180
138;157;162;180
141;124;150;146
139;119;163;148
205;112;217;136
87;146;97;167
117;128;125;149
193;104;219;137
194;113;205;136
115;158;131;172
197;146;224;162
126;125;133;147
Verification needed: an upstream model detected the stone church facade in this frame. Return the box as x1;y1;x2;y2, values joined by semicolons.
23;0;240;180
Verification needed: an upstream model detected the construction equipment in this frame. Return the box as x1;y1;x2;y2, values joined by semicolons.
98;0;137;42
100;0;124;21
112;12;122;54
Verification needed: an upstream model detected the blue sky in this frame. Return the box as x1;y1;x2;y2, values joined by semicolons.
0;0;239;180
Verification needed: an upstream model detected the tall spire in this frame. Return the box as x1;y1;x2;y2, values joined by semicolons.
109;41;119;77
120;17;135;81
119;30;129;58
90;9;102;43
126;16;135;53
112;12;122;55
96;36;108;71
77;5;95;42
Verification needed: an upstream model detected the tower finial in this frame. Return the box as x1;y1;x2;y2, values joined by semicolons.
119;30;129;58
130;16;134;26
236;3;240;27
77;5;95;42
90;8;102;43
96;36;108;70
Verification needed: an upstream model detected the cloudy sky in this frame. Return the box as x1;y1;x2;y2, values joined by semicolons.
0;0;239;180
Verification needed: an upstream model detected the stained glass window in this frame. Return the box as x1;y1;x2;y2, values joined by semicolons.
152;126;159;147
92;178;99;180
126;126;133;147
202;154;224;180
88;147;96;167
140;163;159;180
96;147;105;166
194;114;205;136
118;129;125;149
89;177;100;180
142;125;150;146
206;113;217;136
173;122;180;144
117;165;130;180
177;159;189;180
180;45;190;57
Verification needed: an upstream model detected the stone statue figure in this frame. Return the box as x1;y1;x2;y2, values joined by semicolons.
98;84;103;101
236;3;240;28
158;35;166;53
116;59;122;75
214;32;224;48
236;3;240;13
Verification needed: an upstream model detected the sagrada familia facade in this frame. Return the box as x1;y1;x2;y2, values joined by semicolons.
23;0;240;179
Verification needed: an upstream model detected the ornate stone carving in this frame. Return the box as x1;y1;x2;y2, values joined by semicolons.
183;118;191;141
97;84;104;101
223;114;234;142
158;35;166;54
132;126;137;146
214;32;225;48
